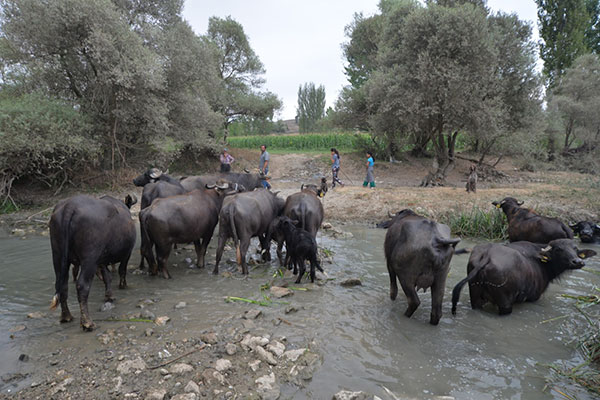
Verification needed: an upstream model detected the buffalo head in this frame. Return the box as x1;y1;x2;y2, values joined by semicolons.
539;239;596;269
492;197;524;209
133;168;163;187
569;221;600;243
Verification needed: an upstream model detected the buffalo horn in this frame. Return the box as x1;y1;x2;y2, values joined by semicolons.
205;183;216;189
301;184;305;190
541;245;552;252
596;224;600;231
217;182;229;190
517;200;524;206
388;211;395;218
149;168;162;179
569;222;578;229
129;193;138;206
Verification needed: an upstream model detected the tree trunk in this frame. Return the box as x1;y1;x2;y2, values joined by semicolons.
411;135;431;157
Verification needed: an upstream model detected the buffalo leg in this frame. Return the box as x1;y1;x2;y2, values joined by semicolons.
498;306;513;315
55;262;73;323
276;240;284;266
118;255;130;289
240;237;251;275
399;280;420;318
76;262;97;331
259;234;271;262
72;264;80;282
138;215;147;270
214;233;228;275
429;273;447;325
295;258;306;284
387;262;398;301
100;265;114;303
468;282;486;310
155;244;172;279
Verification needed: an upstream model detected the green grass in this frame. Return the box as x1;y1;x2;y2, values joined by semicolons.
0;199;19;214
546;289;600;396
439;206;508;240
227;133;370;151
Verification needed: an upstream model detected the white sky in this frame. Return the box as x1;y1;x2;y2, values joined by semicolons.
183;0;540;120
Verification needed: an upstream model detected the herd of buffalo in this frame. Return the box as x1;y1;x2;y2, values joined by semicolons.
47;168;599;331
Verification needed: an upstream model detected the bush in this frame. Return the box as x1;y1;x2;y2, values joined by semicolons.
0;93;98;205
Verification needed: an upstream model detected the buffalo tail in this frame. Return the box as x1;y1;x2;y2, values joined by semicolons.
230;208;241;265
451;257;487;315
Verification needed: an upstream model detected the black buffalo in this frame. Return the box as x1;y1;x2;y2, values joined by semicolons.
570;221;600;243
384;209;460;325
214;189;285;275
300;177;328;198
133;168;186;270
49;194;137;331
452;239;596;315
276;216;324;283
492;197;573;243
181;172;263;192
139;183;238;279
273;188;324;266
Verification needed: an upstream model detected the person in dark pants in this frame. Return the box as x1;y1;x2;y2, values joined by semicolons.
259;144;271;189
330;148;344;188
220;148;234;173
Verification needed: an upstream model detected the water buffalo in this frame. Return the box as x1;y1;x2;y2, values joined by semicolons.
570;221;600;243
384;209;460;325
492;197;573;243
273;188;325;266
49;194;137;331
451;239;596;315
276;216;324;283
300;177;328;198
133;168;187;269
139;183;238;279
181;172;263;192
214;189;285;275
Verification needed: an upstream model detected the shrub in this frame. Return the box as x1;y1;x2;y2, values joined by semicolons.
439;206;508;240
0;93;98;206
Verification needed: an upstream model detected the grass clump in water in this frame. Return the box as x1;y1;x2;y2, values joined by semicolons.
546;288;600;396
439;206;508;240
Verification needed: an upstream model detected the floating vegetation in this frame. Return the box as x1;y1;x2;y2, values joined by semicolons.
546;288;600;396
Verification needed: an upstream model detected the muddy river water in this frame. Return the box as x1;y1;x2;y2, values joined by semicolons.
1;225;599;399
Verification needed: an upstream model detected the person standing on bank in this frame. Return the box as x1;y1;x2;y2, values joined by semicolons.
363;151;375;189
220;148;234;172
259;144;271;189
330;148;344;188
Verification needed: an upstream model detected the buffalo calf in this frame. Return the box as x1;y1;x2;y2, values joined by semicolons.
384;210;460;325
49;194;137;331
452;239;596;315
277;216;324;283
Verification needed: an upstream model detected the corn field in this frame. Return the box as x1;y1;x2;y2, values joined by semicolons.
227;133;370;151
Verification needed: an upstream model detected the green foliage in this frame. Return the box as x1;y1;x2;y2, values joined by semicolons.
439;206;508;240
0;92;98;200
335;1;542;171
536;0;591;88
227;133;370;151
297;83;326;133
547;53;600;170
585;0;600;53
207;16;282;135
228;117;287;136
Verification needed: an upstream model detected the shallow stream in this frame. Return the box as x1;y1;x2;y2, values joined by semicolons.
1;225;599;399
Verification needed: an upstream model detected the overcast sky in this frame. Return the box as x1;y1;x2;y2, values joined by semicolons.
183;1;540;120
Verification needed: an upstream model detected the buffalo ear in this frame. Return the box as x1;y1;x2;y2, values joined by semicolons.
577;249;597;259
125;194;137;209
569;222;578;230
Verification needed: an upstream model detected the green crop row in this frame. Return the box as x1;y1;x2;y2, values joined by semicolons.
227;133;370;151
